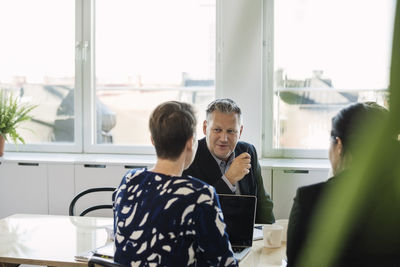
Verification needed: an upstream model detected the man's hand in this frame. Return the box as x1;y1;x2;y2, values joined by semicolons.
225;152;251;185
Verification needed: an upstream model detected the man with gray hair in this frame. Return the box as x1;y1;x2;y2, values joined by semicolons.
183;98;275;223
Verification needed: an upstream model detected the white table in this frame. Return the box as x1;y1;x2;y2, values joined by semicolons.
0;214;286;267
0;214;112;267
240;240;286;267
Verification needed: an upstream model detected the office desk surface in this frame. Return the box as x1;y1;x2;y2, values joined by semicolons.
0;214;112;267
240;240;286;267
0;214;286;267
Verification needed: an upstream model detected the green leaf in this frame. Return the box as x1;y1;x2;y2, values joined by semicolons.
0;90;37;146
298;2;400;267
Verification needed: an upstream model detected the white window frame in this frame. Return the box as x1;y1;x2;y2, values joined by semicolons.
261;0;390;159
262;0;327;158
261;0;340;159
5;0;83;153
3;0;334;158
83;0;216;154
4;0;218;155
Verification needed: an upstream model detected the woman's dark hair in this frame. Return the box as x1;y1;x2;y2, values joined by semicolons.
331;101;388;155
149;101;196;160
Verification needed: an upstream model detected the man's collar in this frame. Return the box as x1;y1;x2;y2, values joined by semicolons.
211;151;235;166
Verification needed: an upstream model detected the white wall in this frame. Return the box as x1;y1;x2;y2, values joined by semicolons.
218;0;264;152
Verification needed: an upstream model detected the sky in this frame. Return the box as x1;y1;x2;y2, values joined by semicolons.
274;0;396;90
0;0;215;85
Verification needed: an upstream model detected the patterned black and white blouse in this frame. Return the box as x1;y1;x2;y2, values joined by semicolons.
113;169;238;267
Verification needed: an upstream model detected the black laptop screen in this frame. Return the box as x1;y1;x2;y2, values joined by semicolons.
218;194;256;247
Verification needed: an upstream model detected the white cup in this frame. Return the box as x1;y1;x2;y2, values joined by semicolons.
274;219;289;242
263;224;283;248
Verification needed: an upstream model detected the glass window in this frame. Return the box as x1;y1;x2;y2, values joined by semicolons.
94;0;216;145
0;0;75;144
272;0;395;150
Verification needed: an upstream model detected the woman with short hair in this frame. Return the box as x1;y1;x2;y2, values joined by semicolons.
113;101;237;267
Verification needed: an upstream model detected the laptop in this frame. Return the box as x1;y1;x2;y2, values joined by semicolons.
218;194;257;261
74;242;114;262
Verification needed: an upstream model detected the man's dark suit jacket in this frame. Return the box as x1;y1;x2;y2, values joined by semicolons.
287;172;400;267
183;137;275;224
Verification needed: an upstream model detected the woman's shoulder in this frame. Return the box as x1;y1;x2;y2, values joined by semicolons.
123;168;147;181
297;181;326;197
182;175;215;191
167;175;217;203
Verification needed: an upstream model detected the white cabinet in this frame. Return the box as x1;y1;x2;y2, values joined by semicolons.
0;161;48;219
0;159;148;218
48;163;75;215
272;169;329;220
0;154;330;220
74;164;124;192
73;164;146;217
261;167;272;196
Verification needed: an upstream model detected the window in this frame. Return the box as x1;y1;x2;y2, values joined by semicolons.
94;0;215;148
266;0;396;157
2;0;395;158
0;0;77;152
1;0;215;153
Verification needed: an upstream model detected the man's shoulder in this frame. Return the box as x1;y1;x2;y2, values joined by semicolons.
190;138;215;166
235;140;255;151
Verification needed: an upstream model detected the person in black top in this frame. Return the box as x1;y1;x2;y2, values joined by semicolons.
286;102;400;267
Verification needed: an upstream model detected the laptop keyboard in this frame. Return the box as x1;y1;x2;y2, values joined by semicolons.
232;247;245;253
232;247;251;262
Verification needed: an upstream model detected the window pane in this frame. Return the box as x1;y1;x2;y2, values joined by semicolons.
0;0;75;143
273;0;395;149
95;0;215;145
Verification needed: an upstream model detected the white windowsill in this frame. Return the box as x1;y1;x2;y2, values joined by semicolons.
0;152;330;170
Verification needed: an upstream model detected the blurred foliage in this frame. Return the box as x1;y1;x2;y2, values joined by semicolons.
298;1;400;267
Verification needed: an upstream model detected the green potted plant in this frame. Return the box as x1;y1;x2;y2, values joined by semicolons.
0;90;37;157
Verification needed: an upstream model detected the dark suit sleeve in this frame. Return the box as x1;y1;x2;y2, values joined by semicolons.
211;178;236;194
251;146;275;224
286;188;303;267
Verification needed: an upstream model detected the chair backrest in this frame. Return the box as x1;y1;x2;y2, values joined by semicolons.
88;256;125;267
69;187;116;216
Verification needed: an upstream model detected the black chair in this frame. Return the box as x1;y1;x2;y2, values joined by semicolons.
69;187;116;216
88;256;125;267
